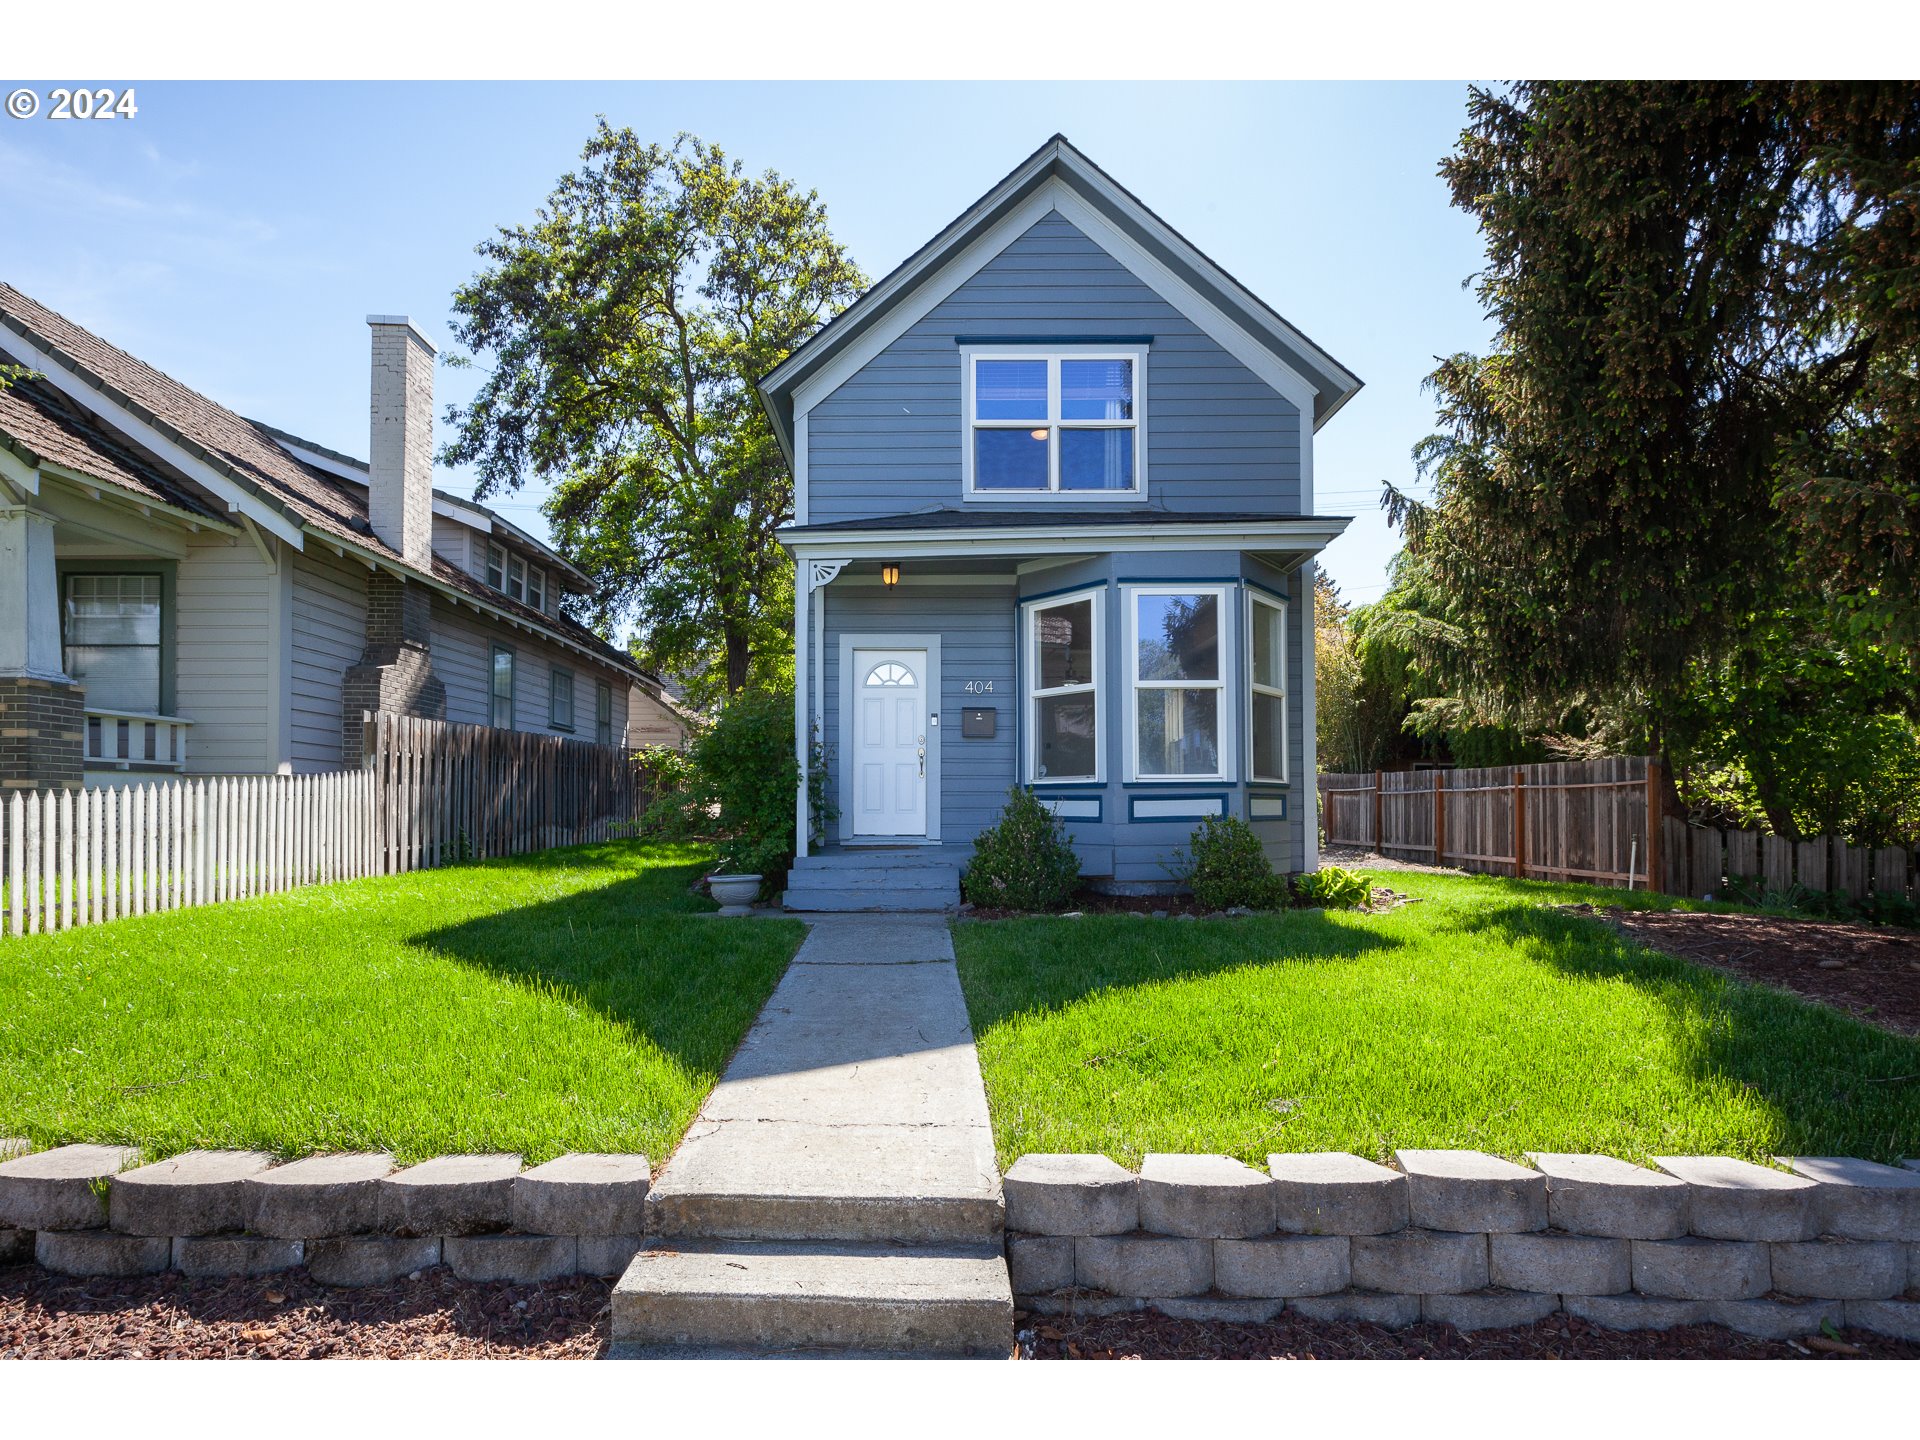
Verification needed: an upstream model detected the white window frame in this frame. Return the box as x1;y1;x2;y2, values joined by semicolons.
1246;589;1289;785
1022;586;1105;784
506;554;527;604
1124;583;1234;784
486;542;506;591
527;565;546;613
961;344;1148;501
549;664;575;731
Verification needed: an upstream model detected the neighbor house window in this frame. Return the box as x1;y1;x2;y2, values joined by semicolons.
1024;589;1102;781
1128;586;1229;780
1247;591;1287;783
549;665;574;731
486;542;506;590
965;350;1142;495
526;565;545;612
595;681;614;746
63;573;163;713
490;645;516;729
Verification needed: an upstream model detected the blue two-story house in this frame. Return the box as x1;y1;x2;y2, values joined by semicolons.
763;136;1358;909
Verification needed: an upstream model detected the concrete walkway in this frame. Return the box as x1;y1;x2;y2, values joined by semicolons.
645;914;1001;1242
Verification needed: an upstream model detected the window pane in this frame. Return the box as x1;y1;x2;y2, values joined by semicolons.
1037;693;1098;780
1035;598;1093;689
1061;359;1132;420
66;644;160;713
975;428;1049;489
975;359;1047;420
66;575;160;645
1252;691;1286;780
1252;599;1284;690
1136;593;1219;681
491;650;514;727
487;546;504;589
1135;688;1219;776
1059;427;1134;490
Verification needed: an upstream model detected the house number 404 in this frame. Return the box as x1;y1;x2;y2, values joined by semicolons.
963;680;995;694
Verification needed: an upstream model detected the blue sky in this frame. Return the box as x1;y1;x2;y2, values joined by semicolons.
0;80;1491;610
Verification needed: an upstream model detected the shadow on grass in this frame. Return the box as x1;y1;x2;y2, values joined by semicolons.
1453;902;1920;1161
956;910;1403;1032
413;856;805;1083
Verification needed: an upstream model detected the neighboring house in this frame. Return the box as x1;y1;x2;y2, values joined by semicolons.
0;285;654;789
764;136;1358;905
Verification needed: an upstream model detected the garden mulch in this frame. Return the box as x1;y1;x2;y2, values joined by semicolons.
1572;905;1920;1037
1015;1308;1920;1360
0;1263;610;1359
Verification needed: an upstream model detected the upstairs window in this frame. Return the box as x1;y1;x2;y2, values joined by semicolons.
964;349;1143;497
486;542;506;590
526;564;545;612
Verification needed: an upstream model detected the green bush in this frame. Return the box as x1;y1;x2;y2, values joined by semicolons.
962;788;1081;912
643;680;833;879
1177;814;1286;911
1294;865;1371;910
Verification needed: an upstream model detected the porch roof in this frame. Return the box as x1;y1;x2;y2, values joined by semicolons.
779;509;1350;566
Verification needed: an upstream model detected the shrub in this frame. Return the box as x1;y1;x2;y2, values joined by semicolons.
1178;814;1286;911
1294;865;1370;910
962;788;1081;912
642;680;833;879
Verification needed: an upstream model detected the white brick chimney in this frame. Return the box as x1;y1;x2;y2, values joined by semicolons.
365;315;437;568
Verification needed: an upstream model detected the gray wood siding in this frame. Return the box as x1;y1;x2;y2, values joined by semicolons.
821;584;1016;845
288;547;367;772
805;211;1303;523
432;515;477;577
430;599;630;742
175;532;275;775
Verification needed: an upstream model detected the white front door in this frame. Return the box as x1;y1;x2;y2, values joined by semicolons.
852;648;928;837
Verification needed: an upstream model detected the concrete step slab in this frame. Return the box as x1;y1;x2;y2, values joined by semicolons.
782;888;956;913
0;1143;139;1231
610;1238;1013;1357
786;866;960;888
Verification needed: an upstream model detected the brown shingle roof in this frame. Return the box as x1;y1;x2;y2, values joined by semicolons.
0;376;224;522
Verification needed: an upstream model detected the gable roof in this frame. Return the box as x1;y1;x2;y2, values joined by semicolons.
756;134;1363;458
0;282;644;682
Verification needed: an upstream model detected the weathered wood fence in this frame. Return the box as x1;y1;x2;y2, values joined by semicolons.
2;712;651;936
1319;757;1660;889
1320;755;1917;900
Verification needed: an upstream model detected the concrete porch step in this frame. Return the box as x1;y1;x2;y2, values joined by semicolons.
787;867;958;890
610;1238;1013;1357
781;886;957;913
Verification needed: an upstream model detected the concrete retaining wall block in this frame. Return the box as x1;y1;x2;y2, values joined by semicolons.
1003;1154;1138;1236
1769;1239;1908;1300
378;1155;520;1237
1423;1289;1560;1333
1137;1154;1276;1239
1489;1231;1631;1295
1706;1297;1845;1341
1631;1236;1771;1300
1843;1299;1920;1342
306;1235;443;1287
1785;1157;1920;1242
1076;1235;1212;1298
243;1153;393;1239
1563;1293;1708;1331
1007;1233;1076;1294
110;1150;275;1237
443;1234;577;1283
1020;1290;1147;1319
1654;1156;1818;1242
0;1227;31;1265
1155;1296;1287;1323
510;1153;650;1237
1525;1152;1688;1240
173;1236;304;1278
0;1143;139;1231
36;1229;171;1277
1268;1152;1408;1236
1396;1149;1547;1234
1286;1290;1422;1328
1349;1229;1488;1295
1213;1234;1350;1298
575;1234;644;1280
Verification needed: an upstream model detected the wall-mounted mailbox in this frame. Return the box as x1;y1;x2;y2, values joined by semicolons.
961;707;996;739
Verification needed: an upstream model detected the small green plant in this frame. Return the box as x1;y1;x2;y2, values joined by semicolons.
962;788;1081;912
1177;815;1285;911
1293;865;1370;910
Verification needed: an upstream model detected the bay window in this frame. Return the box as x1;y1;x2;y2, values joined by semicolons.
1024;589;1102;782
966;349;1143;496
1247;591;1288;783
1128;586;1228;780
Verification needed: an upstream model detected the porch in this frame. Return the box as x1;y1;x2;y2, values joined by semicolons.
781;841;971;913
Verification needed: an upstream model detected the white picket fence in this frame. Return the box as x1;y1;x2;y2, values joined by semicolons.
3;771;377;937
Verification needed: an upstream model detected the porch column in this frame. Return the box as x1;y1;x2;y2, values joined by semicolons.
795;557;850;860
0;501;84;790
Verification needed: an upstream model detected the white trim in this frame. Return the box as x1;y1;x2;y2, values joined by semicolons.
1249;795;1289;820
1246;588;1289;786
793;407;809;526
836;632;942;843
273;435;367;486
1301;561;1320;872
1042;797;1101;820
960;345;1148;501
783;516;1349;560
1124;582;1235;785
365;314;440;356
1021;586;1105;785
1133;796;1226;820
0;446;42;496
836;572;1019;588
794;570;809;859
0;326;307;549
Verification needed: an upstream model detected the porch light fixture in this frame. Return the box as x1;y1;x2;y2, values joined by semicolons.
881;561;901;588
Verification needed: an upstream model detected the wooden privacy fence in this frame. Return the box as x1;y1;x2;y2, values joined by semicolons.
1658;818;1915;903
2;712;651;936
1319;756;1661;889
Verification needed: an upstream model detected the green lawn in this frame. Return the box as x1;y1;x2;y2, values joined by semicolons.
953;869;1920;1168
0;841;803;1164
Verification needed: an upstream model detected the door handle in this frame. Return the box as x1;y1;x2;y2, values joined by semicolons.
917;735;926;778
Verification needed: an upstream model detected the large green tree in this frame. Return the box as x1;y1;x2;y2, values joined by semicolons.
442;124;866;701
1393;83;1920;746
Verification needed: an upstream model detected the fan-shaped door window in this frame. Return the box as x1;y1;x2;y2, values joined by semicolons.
865;661;917;687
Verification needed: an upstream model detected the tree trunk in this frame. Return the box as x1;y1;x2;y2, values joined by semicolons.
724;623;750;695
